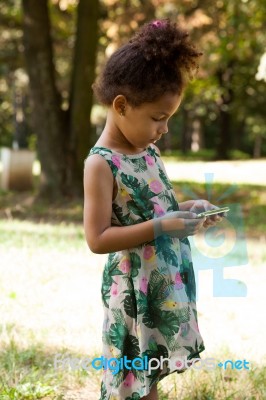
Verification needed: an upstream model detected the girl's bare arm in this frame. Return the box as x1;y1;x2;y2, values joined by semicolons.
83;155;155;254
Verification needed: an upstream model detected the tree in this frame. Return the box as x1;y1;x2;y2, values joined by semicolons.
22;0;99;198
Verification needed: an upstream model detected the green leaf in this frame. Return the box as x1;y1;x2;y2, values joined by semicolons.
158;167;172;190
157;311;180;336
121;172;140;190
123;294;137;318
131;157;148;173
112;308;126;325
130;252;141;278
174;305;191;324
136;290;148;314
109;323;128;350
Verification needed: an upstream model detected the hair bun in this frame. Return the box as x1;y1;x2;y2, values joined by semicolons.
129;19;192;64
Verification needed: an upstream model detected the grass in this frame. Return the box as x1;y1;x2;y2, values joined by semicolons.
0;178;265;399
0;181;265;238
0;338;99;400
0;336;265;399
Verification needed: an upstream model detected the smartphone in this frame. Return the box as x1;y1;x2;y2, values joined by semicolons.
196;206;230;218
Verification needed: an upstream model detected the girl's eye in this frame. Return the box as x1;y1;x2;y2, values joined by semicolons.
152;117;163;122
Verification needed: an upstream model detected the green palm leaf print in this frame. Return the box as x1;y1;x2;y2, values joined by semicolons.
164;334;182;352
109;323;128;351
155;235;179;266
136;290;148;314
112;308;126;325
100;381;108;400
157;310;180;336
140;184;159;200
127;200;148;218
159;246;179;266
130;252;141;278
113;204;135;225
143;343;169;387
111;369;124;389
123;294;137;318
101;254;124;307
148;273;174;304
142;304;179;336
131;157;148;173
148;270;174;302
121;172;140;190
124;334;141;360
185;341;205;360
142;308;157;329
148;147;158;158
174;305;191;324
158;167;172;190
125;393;141;400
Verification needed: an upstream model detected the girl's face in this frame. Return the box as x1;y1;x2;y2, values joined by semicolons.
115;92;182;150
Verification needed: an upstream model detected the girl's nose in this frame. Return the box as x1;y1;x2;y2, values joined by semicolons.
159;123;168;135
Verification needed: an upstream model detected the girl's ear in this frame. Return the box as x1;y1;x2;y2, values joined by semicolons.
113;95;127;116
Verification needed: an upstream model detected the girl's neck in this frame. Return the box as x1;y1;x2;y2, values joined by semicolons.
95;110;146;154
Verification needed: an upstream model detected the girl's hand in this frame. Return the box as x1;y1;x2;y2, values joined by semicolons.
153;211;206;239
189;199;224;228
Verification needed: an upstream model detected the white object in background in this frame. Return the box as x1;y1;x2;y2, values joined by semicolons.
0;147;35;190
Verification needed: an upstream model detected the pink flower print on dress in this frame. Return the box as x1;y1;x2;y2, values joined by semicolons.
175;360;184;369
174;272;184;290
119;256;131;273
123;371;135;387
153;203;165;216
110;282;118;296
140;276;148;294
111;155;121;168
110;275;119;296
149;179;163;194
143;245;155;261
144;154;155;166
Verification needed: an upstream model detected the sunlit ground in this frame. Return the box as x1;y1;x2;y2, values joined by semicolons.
0;159;265;399
0;219;265;399
162;158;266;186
0;158;266;186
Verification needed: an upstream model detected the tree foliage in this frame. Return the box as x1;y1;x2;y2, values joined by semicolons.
0;0;265;198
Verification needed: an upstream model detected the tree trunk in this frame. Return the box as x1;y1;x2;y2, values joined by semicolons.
181;108;191;154
69;0;99;194
216;64;234;160
22;0;67;198
253;134;262;158
191;118;204;152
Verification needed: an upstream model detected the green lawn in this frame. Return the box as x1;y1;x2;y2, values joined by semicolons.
0;183;265;399
1;180;265;238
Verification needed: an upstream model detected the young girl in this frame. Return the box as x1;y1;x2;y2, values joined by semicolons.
84;19;223;400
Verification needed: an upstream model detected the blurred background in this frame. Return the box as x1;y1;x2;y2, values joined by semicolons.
0;1;265;399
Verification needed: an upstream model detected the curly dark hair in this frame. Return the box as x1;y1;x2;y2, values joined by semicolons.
93;19;202;107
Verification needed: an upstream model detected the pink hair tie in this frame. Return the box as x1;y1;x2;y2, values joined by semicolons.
152;20;165;28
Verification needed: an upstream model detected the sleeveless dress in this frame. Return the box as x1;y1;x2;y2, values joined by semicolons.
87;144;205;400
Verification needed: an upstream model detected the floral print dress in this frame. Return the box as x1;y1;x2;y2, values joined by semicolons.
87;144;205;400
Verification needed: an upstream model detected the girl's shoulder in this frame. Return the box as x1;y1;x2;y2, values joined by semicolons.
85;146;120;178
